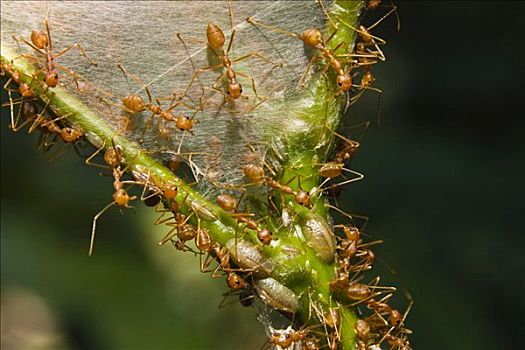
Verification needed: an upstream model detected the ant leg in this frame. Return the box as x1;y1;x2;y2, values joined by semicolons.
54;42;98;66
176;33;205;101
89;200;116;256
11;35;46;55
368;5;399;32
317;0;338;29
245;17;301;40
323;167;364;189
158;224;180;246
231;52;282;69
210;72;229;99
28;99;52;134
238;72;261;98
84;141;112;169
299;55;323;87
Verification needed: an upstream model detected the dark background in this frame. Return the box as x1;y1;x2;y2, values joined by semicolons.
2;1;524;350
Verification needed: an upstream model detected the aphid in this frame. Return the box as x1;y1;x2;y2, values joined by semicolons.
301;213;336;263
89;142;136;256
13;4;96;88
345;282;372;301
188;198;218;222
226;239;273;277
179;1;280;111
254;277;300;314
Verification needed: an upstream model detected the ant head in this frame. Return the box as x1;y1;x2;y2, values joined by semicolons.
355;42;366;53
257;229;273;245
104;147;121;168
30;30;48;49
123;94;146;113
295;190;311;207
113;188;130;207
227;82;243;99
60;127;82;142
44;70;59;87
358;25;373;43
389;309;403;327
336;73;352;91
18;83;35;98
176;115;193;131
361;69;375;86
301;28;322;48
207;22;225;49
227;272;245;290
163;182;178;200
344;226;360;241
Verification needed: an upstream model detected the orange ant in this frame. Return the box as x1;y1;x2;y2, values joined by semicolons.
213;188;274;245
179;1;281;111
338;4;399;63
243;163;314;208
203;242;248;290
12;3;96;88
156;212;198;252
246;16;360;94
116;63;200;136
87;140;137;256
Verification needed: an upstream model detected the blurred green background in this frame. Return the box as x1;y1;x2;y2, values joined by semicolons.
2;1;524;350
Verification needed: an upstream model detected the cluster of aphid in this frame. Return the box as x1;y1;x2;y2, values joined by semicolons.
1;1;413;349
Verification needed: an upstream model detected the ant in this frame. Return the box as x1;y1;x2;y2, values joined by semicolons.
243;163;314;208
178;1;281;112
116;63;201;136
87;140;137;256
156;212;198;252
338;3;399;63
12;3;96;88
246;16;363;94
210;183;274;245
203;242;249;290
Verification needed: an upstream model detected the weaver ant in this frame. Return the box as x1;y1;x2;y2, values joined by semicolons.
12;3;96;89
87;140;137;256
178;1;281;112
